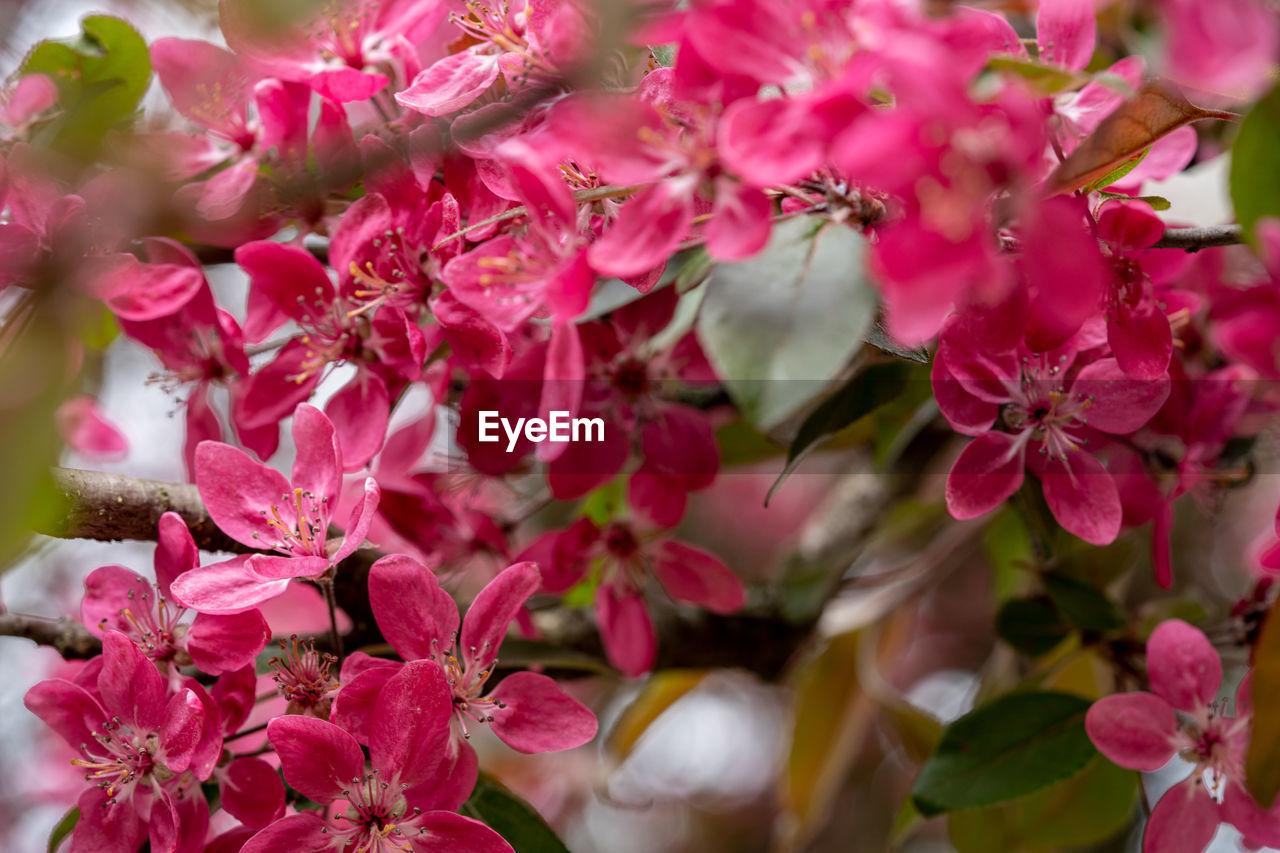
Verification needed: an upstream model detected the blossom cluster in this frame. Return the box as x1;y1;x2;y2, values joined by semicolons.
3;0;1280;850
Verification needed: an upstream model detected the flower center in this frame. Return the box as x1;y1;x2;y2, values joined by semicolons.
107;578;187;664
327;769;428;853
269;635;339;716
254;488;330;557
71;719;156;805
430;635;505;738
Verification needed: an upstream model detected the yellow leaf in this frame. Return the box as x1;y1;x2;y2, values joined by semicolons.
606;669;709;761
1247;607;1280;808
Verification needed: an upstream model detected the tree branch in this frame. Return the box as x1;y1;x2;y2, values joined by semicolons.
1152;224;1244;251
39;467;254;554
0;613;101;659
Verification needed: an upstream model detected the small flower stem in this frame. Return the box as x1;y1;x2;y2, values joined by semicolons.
228;720;270;741
319;573;345;664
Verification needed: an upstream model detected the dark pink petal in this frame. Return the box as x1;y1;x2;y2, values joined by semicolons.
197;158;259;220
1222;781;1280;848
268;715;365;804
1143;777;1220;853
651;541;744;614
95;256;206;322
432;290;512;378
159;688;205;773
331;661;401;744
332;476;381;563
627;470;689;529
324;369;389;472
245;553;331;580
186;611;271;674
1040;450;1121;545
547;425;630;500
1036;0;1096;70
931;350;998;436
500;139;576;231
291;402;343;503
1146;619;1222;712
183;677;224;781
195;440;293;548
597;585;656;677
312;67;388;103
369;553;458;662
946;432;1026;520
240;813;332;853
718;96;827;187
149;786;182;853
513;521;594;594
1098;200;1165;252
99;630;166;732
1069;358;1170;433
0;223;41;287
640;403;719;490
81;565;149;637
234;341;323;431
55;395;128;461
155;511;198;597
169;790;211;853
1107;307;1173;380
370;660;454;788
405;737;478;813
1021;197;1107;352
411;811;515;853
588;183;695;279
1084;692;1177;771
395;51;501;116
235;241;335;326
23;678;105;749
490;671;598;753
536;321;585;463
170;555;292;614
461;561;541;671
705;181;772;261
74;788;144;852
222;756;286;829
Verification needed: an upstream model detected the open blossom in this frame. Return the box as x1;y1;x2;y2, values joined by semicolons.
336;557;597;808
243;660;514;853
1086;620;1280;853
24;632;223;853
171;404;380;614
83;511;270;675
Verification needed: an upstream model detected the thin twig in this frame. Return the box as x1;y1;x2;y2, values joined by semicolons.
1151;223;1244;251
0;612;101;659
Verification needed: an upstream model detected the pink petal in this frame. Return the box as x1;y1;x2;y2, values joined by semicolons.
1041;450;1122;545
234;339;323;430
370;660;454;789
627;471;689;529
170;555;292;615
1085;692;1178;771
332;476;381;563
490;671;598;753
55;395;128;461
1143;777;1220;853
99;630;167;732
159;688;205;773
414;811;516;853
95;256;205;322
24;678;105;749
331;661;400;744
186;611;271;674
536;320;585;463
240;813;332;853
432;290;513;378
588;183;695;279
235;241;335;327
369;554;458;662
197;158;259;221
0;73;58;127
222;756;286;830
81;565;150;637
597;585;656;677
639;403;719;491
1098;200;1165;252
312;67;389;103
291;402;343;503
546;422;630;500
1107;307;1174;380
194;440;293;548
151;38;252;141
931;350;998;436
395;51;501;116
155;511;198;597
461;561;541;671
705;181;772;261
650;540;744;614
1069;358;1170;432
404;737;478;813
1222;781;1280;848
1146;619;1222;712
324;369;389;472
945;432;1027;520
268;715;365;803
74;788;145;853
245;553;331;580
1036;0;1096;70
1021;197;1107;352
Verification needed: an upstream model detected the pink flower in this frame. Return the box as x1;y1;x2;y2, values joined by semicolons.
170;404;380;614
519;519;744;676
83;511;270;676
24;631;223;853
242;660;514;853
935;318;1170;545
338;557;597;808
1086;620;1280;852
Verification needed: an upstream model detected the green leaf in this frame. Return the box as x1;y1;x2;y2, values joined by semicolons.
996;598;1071;658
697;216;876;431
1043;572;1125;632
48;806;78;853
911;691;1097;816
1230;83;1280;244
948;755;1138;852
987;56;1090;96
863;322;930;363
461;773;571;853
1083;148;1148;193
766;361;909;504
1095;191;1172;211
1247;606;1280;808
984;508;1036;603
22;15;151;158
674;246;714;293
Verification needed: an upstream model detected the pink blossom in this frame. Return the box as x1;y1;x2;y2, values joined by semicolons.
1086;620;1280;852
170;404;380;614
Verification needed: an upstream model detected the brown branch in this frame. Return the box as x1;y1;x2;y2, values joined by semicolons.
0;613;101;659
40;467;254;554
1152;224;1244;251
